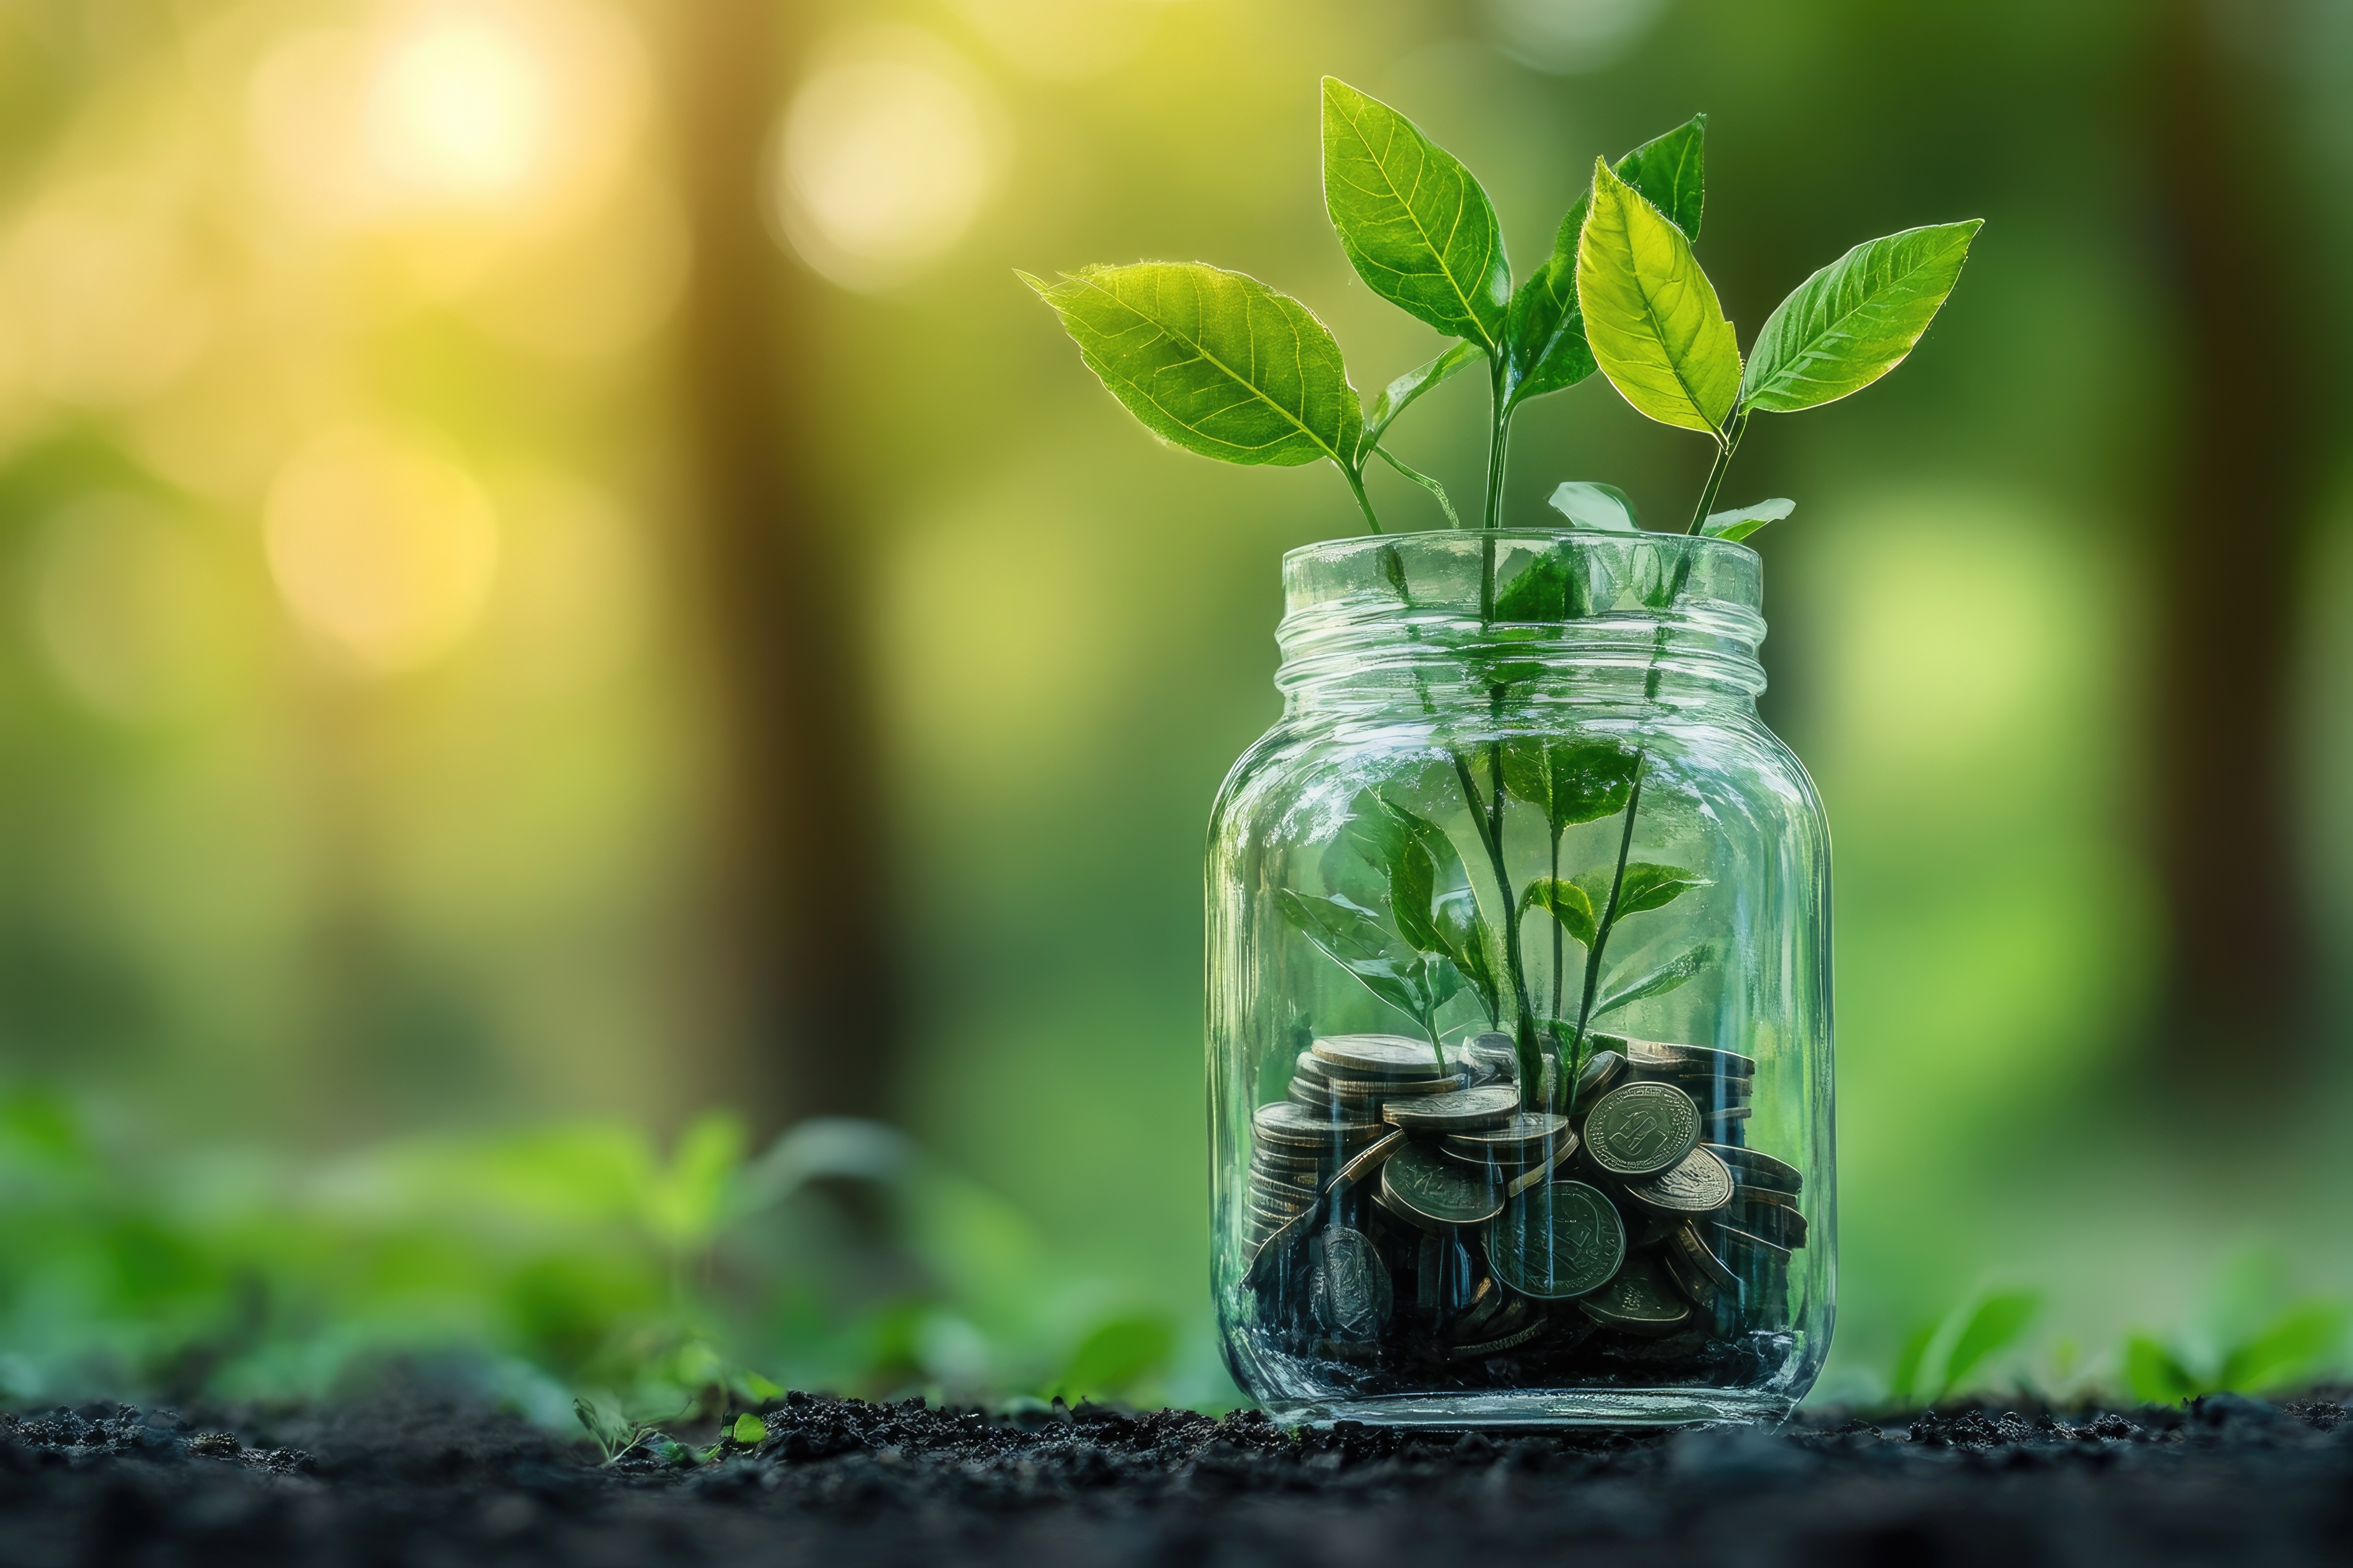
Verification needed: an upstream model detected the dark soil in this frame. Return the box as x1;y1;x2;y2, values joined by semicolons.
4;1388;2350;1566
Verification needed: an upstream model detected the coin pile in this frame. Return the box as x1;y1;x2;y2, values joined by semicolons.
1241;1031;1806;1371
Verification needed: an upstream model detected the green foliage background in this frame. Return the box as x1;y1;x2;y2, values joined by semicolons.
0;0;2346;1415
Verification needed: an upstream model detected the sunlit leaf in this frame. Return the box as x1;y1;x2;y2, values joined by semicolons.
1700;497;1794;543
1576;158;1741;436
730;1413;768;1444
1739;220;1981;414
1023;263;1362;468
1504;116;1705;409
1547;481;1639;532
1935;1289;2042;1399
1321;77;1510;346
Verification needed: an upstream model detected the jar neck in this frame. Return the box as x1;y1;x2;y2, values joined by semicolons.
1274;530;1767;717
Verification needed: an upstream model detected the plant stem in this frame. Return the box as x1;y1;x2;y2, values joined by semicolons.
1683;410;1750;534
1480;370;1513;532
1549;822;1564;1027
1371;443;1461;528
1563;754;1646;1115
1343;461;1384;534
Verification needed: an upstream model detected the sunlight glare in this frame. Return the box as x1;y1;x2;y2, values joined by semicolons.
365;12;550;201
771;30;1008;291
266;426;500;674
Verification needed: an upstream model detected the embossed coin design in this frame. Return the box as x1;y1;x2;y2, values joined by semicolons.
1309;1225;1391;1338
1621;1145;1734;1213
1583;1081;1702;1177
1485;1179;1625;1299
1379;1142;1504;1228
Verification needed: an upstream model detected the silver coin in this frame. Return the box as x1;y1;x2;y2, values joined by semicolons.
1620;1146;1735;1214
1310;1034;1454;1078
1254;1101;1382;1147
1379;1142;1505;1227
1442;1111;1571;1159
1381;1085;1521;1131
1309;1225;1391;1339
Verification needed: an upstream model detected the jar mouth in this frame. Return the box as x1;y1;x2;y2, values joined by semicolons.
1276;528;1767;705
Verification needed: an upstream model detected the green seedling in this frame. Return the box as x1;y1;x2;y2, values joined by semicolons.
1576;157;1980;536
1026;80;1714;537
1889;1288;2044;1407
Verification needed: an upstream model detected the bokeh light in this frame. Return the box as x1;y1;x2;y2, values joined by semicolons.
770;28;1010;291
265;426;501;674
364;10;551;202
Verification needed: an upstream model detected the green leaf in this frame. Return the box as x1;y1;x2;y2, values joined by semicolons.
1432;888;1501;1025
1494;547;1571;622
2125;1334;2201;1405
2217;1302;2351;1393
1388;834;1444;955
1934;1289;2042;1400
1023;262;1362;468
1613;115;1706;242
1503;116;1705;410
1700;498;1794;543
1612;862;1709;917
1592;940;1715;1017
1518;877;1597;950
1368;340;1484;442
1739;219;1982;414
1575;157;1742;437
730;1413;768;1444
1321;77;1510;346
1546;481;1639;532
1889;1320;1939;1406
1500;738;1638;831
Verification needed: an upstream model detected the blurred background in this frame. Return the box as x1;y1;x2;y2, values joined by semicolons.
0;0;2348;1419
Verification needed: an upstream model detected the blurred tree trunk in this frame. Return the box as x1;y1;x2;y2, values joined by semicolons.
661;0;902;1138
2145;1;2317;1090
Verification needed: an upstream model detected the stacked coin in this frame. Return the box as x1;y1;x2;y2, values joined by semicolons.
1244;1032;1807;1364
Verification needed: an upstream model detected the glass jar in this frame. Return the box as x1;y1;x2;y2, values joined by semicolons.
1205;528;1832;1427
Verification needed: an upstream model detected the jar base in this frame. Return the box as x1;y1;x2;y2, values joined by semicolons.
1255;1385;1797;1430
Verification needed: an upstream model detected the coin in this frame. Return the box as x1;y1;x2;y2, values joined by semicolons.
1379;1142;1505;1228
1657;1240;1717;1306
1727;1198;1807;1249
1578;1254;1694;1336
1503;1134;1580;1197
1441;1111;1571;1161
1326;1072;1463;1099
1244;1204;1316;1283
1445;1275;1501;1341
1624;1206;1680;1249
1254;1102;1382;1147
1705;1142;1801;1194
1382;1084;1520;1131
1582;1082;1701;1177
1309;1225;1392;1339
1619;1145;1734;1214
1293;1051;1331;1084
1712;1221;1792;1267
1668;1221;1738;1291
1250;1172;1321;1205
1574;1049;1626;1102
1325;1128;1406;1194
1485;1179;1624;1299
1461;1032;1520;1075
1616;1037;1758;1078
1311;1034;1454;1077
